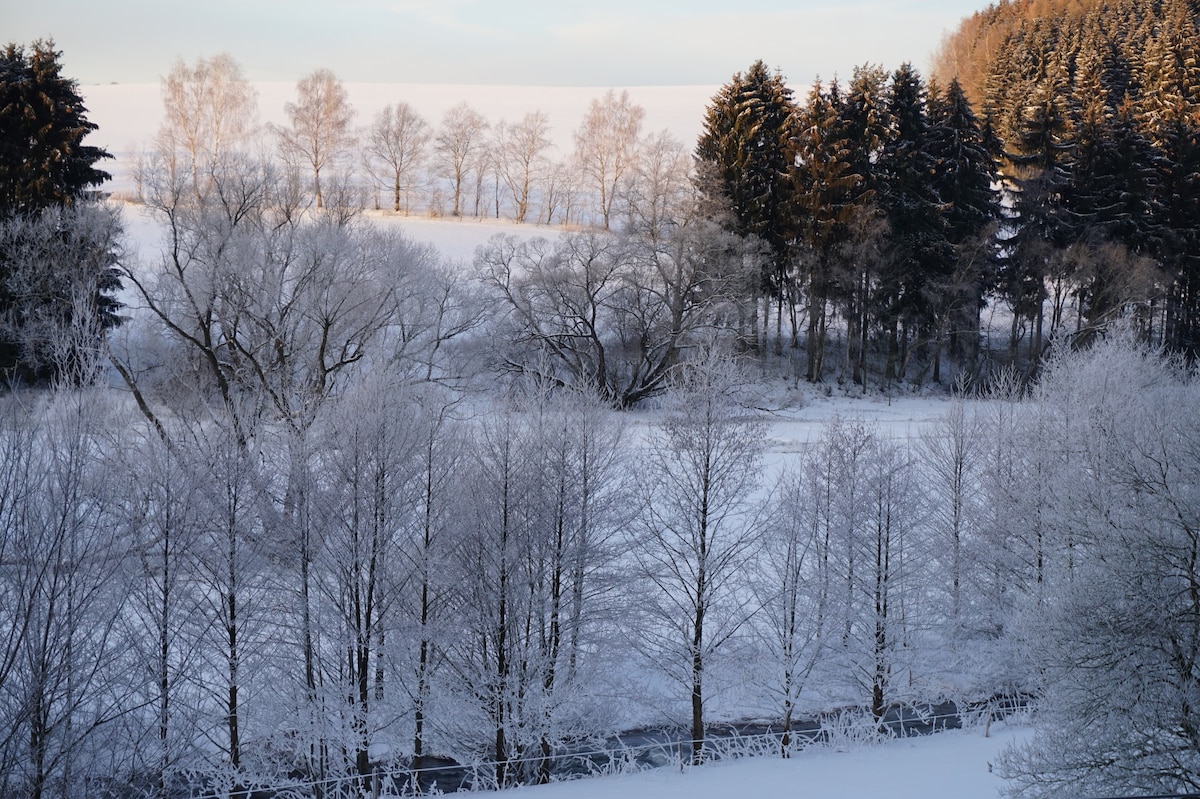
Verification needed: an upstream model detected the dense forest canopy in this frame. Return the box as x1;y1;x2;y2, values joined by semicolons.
934;0;1200;109
932;0;1200;361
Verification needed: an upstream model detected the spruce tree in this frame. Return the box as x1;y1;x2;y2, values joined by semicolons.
0;40;119;384
792;77;874;382
1137;2;1200;358
696;60;797;350
1065;51;1160;331
1001;58;1075;362
875;63;952;382
1152;117;1200;359
0;40;111;215
837;65;891;385
926;78;1001;374
941;0;1200;360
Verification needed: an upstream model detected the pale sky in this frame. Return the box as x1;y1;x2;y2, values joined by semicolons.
8;0;985;87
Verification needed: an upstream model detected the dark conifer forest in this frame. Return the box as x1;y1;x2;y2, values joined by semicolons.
933;0;1200;361
690;0;1200;386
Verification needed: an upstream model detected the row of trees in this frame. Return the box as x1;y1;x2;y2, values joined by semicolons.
137;38;1200;393
16;8;1200;392
11;318;1197;798
19;40;1194;394
696;59;1015;385
152;54;651;228
4;34;1199;799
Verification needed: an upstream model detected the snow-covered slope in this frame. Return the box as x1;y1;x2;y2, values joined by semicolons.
477;725;1028;799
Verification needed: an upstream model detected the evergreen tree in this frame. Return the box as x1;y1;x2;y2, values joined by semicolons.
941;0;1200;361
1000;57;1075;363
792;77;875;383
1136;1;1200;358
0;40;110;215
0;41;119;384
929;79;1001;252
837;65;891;385
875;63;952;382
1064;52;1160;332
1152;115;1200;359
925;78;1001;375
696;60;797;350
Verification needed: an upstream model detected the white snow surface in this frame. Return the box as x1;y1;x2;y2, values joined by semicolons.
478;726;1028;799
89;80;719;265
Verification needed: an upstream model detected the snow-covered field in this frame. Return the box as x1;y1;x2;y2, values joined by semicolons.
480;725;1029;799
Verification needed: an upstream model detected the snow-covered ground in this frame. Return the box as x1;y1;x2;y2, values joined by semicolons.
480;725;1029;799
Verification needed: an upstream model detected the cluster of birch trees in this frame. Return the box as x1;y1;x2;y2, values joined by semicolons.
152;54;657;229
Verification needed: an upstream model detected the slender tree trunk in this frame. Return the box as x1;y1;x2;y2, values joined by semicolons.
494;469;511;788
157;536;171;799
691;479;710;766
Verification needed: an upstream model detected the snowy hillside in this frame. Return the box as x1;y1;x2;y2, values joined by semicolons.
476;726;1029;799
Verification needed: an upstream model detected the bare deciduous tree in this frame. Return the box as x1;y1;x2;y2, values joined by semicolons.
996;336;1200;797
0;203;123;384
621;130;692;239
541;160;577;226
363;101;430;214
493;111;553;223
634;352;766;764
754;469;825;756
448;384;628;787
154;53;258;202
435;102;489;217
917;398;984;626
0;393;133;799
477;219;749;407
277;68;356;210
574;90;644;228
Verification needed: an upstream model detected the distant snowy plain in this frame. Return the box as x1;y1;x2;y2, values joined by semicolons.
81;82;718;199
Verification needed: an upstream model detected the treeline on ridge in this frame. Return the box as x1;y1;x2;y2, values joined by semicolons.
930;0;1200;360
701;0;1200;389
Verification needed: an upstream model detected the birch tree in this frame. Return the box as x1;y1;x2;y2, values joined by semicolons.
0;393;133;799
278;68;356;210
435;102;489;217
754;469;824;755
493;111;552;223
154;53;258;202
574;90;644;228
363;101;429;213
449;386;628;785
